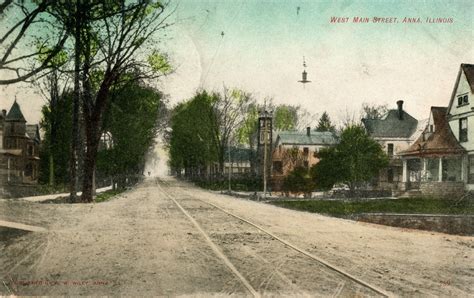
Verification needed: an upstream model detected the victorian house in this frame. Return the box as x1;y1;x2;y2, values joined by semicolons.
362;101;425;192
399;107;466;197
0;101;41;188
446;64;474;190
395;64;474;198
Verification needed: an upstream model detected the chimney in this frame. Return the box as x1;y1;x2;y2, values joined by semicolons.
306;127;311;136
396;100;404;120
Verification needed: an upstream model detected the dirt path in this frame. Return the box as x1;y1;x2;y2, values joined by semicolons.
1;177;473;296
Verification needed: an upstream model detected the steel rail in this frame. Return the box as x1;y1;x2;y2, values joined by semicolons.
156;182;260;298
189;193;391;297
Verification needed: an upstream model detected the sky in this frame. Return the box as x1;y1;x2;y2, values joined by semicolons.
1;0;473;127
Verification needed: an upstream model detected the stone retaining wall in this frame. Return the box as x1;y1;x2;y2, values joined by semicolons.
419;181;465;199
352;213;474;236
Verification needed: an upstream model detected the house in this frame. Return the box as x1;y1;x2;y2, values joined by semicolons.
271;127;337;190
447;63;474;190
362;101;425;191
0;101;41;188
223;147;253;175
399;107;466;198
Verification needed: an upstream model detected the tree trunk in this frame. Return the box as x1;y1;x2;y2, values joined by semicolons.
69;2;81;203
81;132;99;202
49;154;54;186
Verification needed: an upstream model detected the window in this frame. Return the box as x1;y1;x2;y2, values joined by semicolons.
387;143;394;157
429;125;434;132
28;145;33;156
303;161;309;169
458;94;469;106
387;168;394;183
460;118;468;142
303;147;309;156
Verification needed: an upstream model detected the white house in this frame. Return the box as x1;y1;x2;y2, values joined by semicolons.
362;101;425;191
447;63;474;190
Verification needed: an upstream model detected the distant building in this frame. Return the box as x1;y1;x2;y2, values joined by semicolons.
271;127;337;190
0;101;41;188
362;101;424;191
223;147;252;175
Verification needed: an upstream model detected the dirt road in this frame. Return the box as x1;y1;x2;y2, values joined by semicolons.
1;177;473;296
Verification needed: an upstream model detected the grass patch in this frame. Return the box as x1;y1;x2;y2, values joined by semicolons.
271;198;474;217
94;189;125;203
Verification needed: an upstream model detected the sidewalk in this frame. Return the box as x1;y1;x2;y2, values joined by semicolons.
18;186;112;202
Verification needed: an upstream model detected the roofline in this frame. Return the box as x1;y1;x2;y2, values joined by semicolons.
447;65;466;115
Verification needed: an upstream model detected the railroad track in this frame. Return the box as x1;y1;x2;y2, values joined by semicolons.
156;178;391;297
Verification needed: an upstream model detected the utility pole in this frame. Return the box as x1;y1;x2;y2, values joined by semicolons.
258;101;272;201
228;138;232;192
263;116;267;200
263;99;268;200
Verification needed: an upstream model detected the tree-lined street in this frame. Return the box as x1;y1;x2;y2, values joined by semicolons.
1;177;472;296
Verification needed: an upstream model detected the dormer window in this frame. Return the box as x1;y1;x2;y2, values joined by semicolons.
457;94;468;106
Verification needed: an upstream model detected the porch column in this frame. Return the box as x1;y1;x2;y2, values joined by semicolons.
422;158;427;181
402;159;408;183
438;157;443;182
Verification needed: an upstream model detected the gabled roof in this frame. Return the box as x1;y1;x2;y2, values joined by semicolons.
224;147;252;162
447;63;474;114
362;109;418;139
400;107;465;157
275;130;337;146
6;100;26;122
461;63;474;92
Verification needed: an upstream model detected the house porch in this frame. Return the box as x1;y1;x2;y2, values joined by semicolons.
399;155;466;199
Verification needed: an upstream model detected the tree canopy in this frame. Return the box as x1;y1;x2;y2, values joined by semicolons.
311;125;389;191
315;111;336;132
169;91;219;176
97;80;163;188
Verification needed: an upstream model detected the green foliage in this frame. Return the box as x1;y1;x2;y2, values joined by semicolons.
148;50;172;73
273;105;298;130
311;125;389;191
282;166;314;194
39;92;73;185
272;198;474;217
97;80;162;183
315;111;336;132
169;91;219;173
236;104;258;145
94;189;125;203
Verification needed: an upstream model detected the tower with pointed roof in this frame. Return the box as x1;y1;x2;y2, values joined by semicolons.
0;100;41;190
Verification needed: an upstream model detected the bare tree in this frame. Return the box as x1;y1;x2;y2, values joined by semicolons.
211;87;255;174
0;0;69;84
